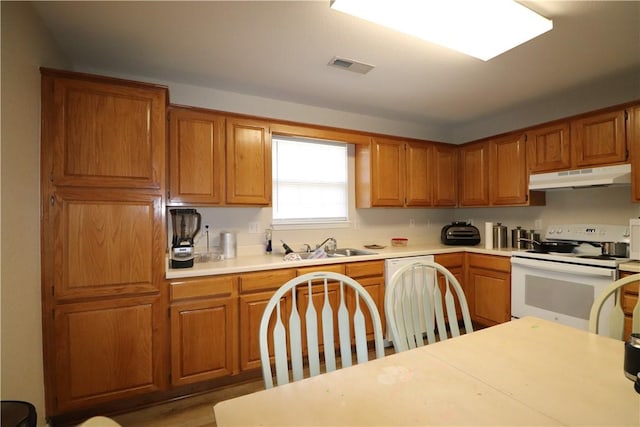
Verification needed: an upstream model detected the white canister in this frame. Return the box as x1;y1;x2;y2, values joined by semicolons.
220;231;237;259
484;222;493;249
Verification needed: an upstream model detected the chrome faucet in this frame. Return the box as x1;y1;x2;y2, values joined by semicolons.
316;237;337;253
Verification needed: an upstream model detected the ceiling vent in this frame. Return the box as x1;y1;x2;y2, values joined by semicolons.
328;56;375;74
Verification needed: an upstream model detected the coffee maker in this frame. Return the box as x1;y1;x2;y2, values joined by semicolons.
170;208;201;268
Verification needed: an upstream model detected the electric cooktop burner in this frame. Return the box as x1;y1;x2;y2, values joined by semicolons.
577;255;625;260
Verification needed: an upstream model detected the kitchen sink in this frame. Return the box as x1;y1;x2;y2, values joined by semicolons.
293;248;376;259
330;248;376;257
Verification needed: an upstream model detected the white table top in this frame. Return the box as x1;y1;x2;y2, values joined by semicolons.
214;317;640;426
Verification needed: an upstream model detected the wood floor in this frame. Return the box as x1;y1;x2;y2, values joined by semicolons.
111;378;265;427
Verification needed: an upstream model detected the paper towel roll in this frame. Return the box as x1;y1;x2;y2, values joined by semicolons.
484;222;493;249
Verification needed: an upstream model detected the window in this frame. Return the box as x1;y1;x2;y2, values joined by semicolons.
272;136;348;227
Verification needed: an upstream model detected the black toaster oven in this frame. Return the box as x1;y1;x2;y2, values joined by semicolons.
441;221;481;246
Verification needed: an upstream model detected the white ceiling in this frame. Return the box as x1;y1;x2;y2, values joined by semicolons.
31;1;640;129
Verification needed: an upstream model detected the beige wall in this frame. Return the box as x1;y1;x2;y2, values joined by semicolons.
1;2;69;424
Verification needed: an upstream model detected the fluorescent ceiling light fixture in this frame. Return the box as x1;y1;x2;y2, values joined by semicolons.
330;0;553;61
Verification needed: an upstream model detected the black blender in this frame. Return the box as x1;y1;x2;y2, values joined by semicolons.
170;208;201;268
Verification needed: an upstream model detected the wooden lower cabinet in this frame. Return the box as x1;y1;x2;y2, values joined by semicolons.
466;253;511;326
52;295;166;413
620;271;640;341
435;253;466;320
170;276;238;385
346;261;386;340
238;269;296;371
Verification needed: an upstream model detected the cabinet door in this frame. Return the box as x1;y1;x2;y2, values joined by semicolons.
433;144;458;207
170;296;238;386
48;189;162;300
345;276;385;341
239;291;291;371
370;138;405;207
52;295;165;413
405;142;433;207
226;118;271;205
467;267;511;326
42;71;166;189
435;253;465;320
571;109;627;168
490;134;528;205
628;106;640;202
237;269;296;371
168;108;225;205
459;141;490;206
526;122;571;173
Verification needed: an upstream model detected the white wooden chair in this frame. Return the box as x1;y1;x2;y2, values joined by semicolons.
589;273;640;339
385;261;473;352
259;271;385;389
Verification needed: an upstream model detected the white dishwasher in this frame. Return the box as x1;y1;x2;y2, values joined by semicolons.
384;254;435;345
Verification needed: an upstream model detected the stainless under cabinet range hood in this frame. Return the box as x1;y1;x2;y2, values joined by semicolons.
529;164;631;191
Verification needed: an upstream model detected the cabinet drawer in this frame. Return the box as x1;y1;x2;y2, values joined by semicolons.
296;264;345;276
238;269;296;293
435;252;464;269
345;260;384;278
467;253;511;272
170;275;236;301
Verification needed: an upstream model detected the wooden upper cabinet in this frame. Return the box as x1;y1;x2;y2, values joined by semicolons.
433;143;458;207
628;106;640;202
461;135;544;207
490;133;528;206
356;137;440;208
41;69;167;189
168;107;225;205
226;118;272;205
571;109;627;168
49;189;162;300
370;137;406;207
459;141;490;206
526;122;571;173
405;141;434;207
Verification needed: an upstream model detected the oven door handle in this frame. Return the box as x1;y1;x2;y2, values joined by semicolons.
510;257;617;279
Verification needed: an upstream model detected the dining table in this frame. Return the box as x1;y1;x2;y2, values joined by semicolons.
214;316;640;426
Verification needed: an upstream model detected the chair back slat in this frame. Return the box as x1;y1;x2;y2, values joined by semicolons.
607;289;625;340
305;279;321;377
353;295;368;363
590;274;640;339
432;276;447;342
321;279;337;372
260;271;385;388
273;303;289;386
289;291;304;382
421;269;437;345
445;277;461;337
337;282;352;367
385;261;473;352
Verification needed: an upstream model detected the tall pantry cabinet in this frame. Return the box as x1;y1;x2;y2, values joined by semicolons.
40;69;169;418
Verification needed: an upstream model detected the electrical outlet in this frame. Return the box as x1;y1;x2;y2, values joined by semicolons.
409;219;415;228
248;222;260;234
534;219;543;230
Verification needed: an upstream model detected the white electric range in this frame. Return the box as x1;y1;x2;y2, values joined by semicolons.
511;224;631;333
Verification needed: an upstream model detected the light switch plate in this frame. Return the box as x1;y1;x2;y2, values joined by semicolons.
248;222;260;234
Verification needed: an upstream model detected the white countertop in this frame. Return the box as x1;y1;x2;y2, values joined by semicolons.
619;260;640;273
166;245;514;279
